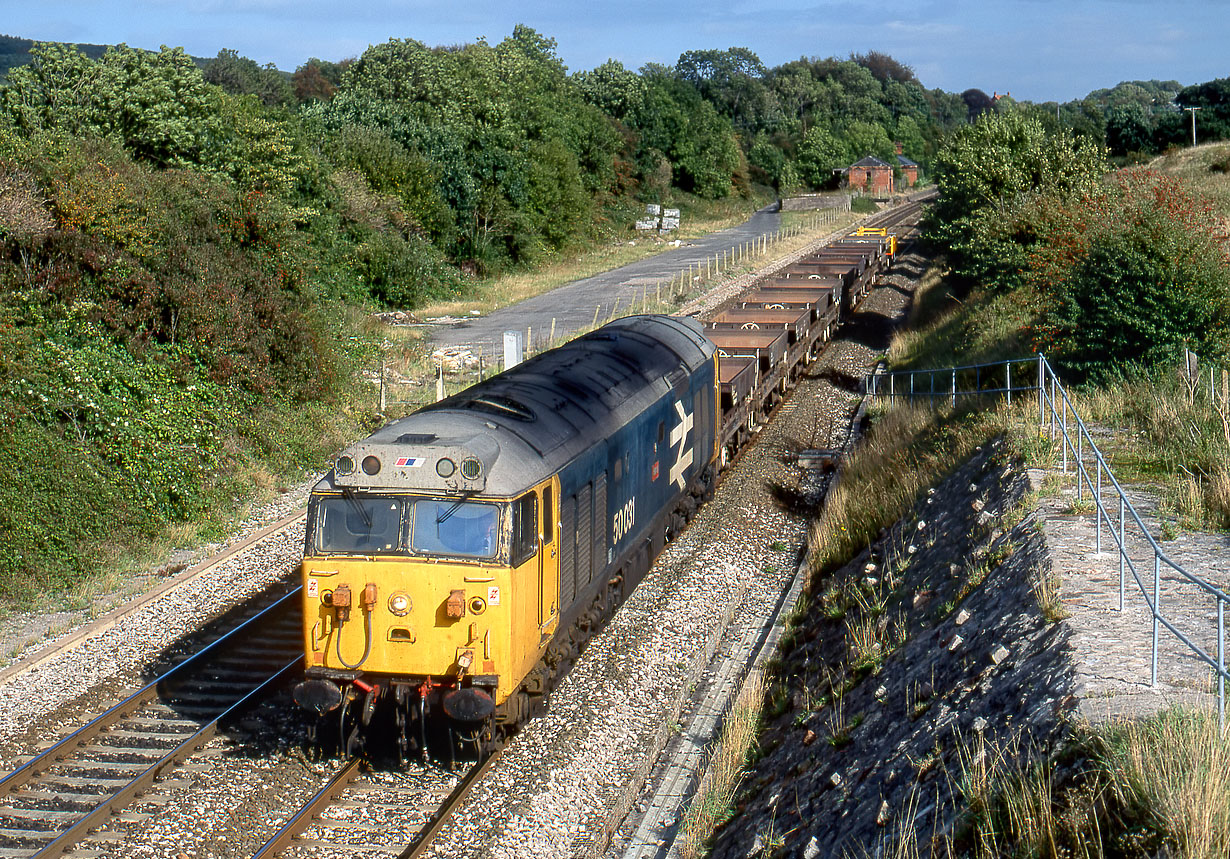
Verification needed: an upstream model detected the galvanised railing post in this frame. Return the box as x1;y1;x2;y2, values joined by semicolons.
1152;552;1160;687
1220;599;1225;730
1050;374;1057;442
1061;396;1068;474
1037;355;1044;427
889;372;894;406
1118;495;1125;612
951;368;956;408
1095;457;1103;555
1077;427;1084;501
1006;361;1012;405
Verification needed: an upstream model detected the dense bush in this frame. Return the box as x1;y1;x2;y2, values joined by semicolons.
1030;172;1230;378
925;111;1107;289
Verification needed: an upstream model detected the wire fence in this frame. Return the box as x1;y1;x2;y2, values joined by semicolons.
867;354;1230;726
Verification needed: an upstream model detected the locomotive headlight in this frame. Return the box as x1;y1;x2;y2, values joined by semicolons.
469;596;487;615
361;455;381;475
436;457;456;478
388;591;411;617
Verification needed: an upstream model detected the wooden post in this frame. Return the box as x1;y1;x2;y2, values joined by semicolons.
549;317;556;345
379;349;386;413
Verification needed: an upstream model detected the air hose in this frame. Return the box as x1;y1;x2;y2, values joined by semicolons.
335;608;373;669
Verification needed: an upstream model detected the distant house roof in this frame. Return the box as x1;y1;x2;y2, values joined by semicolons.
897;154;919;168
850;155;892;169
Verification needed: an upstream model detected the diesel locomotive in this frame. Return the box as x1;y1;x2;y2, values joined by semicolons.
292;315;720;760
292;224;898;760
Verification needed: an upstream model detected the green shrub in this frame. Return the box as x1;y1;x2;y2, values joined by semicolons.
1032;171;1230;379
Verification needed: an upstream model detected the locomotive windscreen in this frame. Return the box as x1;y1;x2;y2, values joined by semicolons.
411;499;500;559
316;496;404;554
314;495;501;559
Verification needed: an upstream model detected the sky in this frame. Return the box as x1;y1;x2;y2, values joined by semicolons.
5;0;1228;103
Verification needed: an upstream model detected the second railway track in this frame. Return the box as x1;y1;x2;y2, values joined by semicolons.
0;587;302;859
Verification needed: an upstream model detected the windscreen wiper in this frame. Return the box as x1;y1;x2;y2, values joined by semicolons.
342;488;373;529
436;492;475;524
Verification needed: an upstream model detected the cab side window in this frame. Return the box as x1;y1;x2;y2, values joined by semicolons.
542;486;553;545
512;492;538;567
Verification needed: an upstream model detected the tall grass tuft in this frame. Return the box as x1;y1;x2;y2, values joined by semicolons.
1077;369;1230;529
807;401;1005;582
678;669;766;859
1099;707;1230;858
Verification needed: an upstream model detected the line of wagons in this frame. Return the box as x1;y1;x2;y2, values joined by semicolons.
290;226;896;763
708;230;893;463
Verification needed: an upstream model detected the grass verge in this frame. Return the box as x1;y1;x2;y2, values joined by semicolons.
678;669;766;859
943;705;1230;859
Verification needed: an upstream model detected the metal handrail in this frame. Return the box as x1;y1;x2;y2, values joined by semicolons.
866;354;1230;726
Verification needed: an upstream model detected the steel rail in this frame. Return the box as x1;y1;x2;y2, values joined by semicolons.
0;508;305;687
400;750;502;859
249;755;365;859
0;587;303;858
0;586;302;797
31;660;300;859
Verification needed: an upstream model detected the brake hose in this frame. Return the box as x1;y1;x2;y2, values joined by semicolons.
335;608;373;669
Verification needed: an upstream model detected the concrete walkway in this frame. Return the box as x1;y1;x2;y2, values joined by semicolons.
1031;466;1230;723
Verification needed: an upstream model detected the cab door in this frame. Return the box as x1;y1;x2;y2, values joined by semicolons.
537;478;560;639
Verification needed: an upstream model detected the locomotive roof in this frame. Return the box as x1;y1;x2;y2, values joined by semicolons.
315;315;715;498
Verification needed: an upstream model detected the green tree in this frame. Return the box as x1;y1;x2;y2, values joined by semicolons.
203;48;294;107
926;110;1106;288
840;120;895;163
1105;103;1154;155
573;59;646;120
2;43;216;167
795;125;848;188
675;47;781;132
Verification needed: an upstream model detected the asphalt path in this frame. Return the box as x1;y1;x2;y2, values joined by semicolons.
426;204;788;359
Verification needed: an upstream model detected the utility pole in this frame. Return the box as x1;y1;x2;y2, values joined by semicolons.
1184;106;1202;146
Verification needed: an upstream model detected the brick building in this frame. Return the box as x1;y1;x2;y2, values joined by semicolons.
896;154;919;188
845;155;894;196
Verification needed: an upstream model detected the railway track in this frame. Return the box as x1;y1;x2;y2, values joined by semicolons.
251;752;496;858
0;586;302;859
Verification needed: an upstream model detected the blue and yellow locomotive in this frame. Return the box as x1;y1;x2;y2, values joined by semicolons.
292;315;719;759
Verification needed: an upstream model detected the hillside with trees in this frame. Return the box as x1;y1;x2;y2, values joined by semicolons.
2;25;1229;600
0;30;964;597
